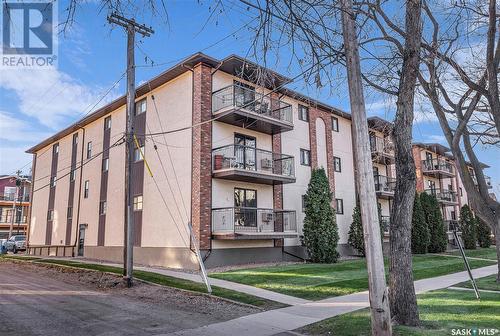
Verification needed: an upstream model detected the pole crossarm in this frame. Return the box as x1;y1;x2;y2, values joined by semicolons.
107;13;154;37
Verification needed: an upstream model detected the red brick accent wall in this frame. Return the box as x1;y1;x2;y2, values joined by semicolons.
308;107;335;198
191;63;212;250
413;146;425;192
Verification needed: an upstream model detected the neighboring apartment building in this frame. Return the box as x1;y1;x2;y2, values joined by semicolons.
0;175;31;239
26;52;490;268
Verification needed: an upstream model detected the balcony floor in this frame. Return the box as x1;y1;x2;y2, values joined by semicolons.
213;168;296;185
212;231;298;239
376;190;394;200
213;106;293;135
422;170;455;178
371;152;395;165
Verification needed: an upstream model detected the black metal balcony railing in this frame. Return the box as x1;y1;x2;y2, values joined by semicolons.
445;220;459;232
0;194;30;202
421;159;454;175
380;215;390;233
424;189;458;204
212;144;295;177
212;85;293;124
370;135;393;155
374;175;396;193
212;207;297;234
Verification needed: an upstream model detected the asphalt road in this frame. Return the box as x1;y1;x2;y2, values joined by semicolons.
0;263;257;336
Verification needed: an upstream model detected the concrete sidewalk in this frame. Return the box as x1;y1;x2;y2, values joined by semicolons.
161;264;498;336
46;257;310;306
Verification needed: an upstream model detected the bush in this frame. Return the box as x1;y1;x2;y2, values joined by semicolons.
303;168;339;263
348;206;364;256
411;193;429;254
476;217;491;248
348;204;385;256
420;192;447;253
459;205;477;249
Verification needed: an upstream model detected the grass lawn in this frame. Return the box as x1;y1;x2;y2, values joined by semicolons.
210;255;496;301
0;256;285;309
455;275;500;292
297;288;500;335
445;247;497;261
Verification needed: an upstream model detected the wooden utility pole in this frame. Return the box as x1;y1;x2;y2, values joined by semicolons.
8;172;20;239
340;0;392;334
107;13;153;287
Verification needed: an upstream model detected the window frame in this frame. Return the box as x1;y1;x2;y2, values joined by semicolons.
331;116;339;132
53;143;59;154
333;156;342;172
104;116;112;130
99;200;107;215
87;142;92;159
67;206;73;219
133;195;143;211
298;104;309;122
50;176;56;188
133;144;144;162
335;198;344;214
102;158;109;172
135;99;147;116
47;209;54;221
300;148;311;166
301;195;306;212
84;180;89;198
70;169;76;182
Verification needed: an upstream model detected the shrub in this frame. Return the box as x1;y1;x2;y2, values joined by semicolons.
459;205;477;249
303;168;339;263
348;206;364;256
420;192;447;253
411;193;429;254
476;217;491;248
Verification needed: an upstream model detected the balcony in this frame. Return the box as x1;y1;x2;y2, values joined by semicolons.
421;159;455;178
0;194;30;203
370;135;394;164
380;215;390;234
374;175;396;199
472;175;493;189
212;207;297;239
212;145;296;185
424;189;459;205
212;84;293;134
445;219;459;232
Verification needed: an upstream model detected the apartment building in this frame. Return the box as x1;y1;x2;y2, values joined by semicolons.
26;52;488;268
0;175;31;239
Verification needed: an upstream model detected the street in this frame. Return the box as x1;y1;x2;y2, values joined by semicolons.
0;261;258;335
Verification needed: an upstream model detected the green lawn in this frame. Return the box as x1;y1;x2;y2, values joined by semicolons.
455;275;500;292
0;256;285;309
446;247;497;260
297;288;500;335
210;255;496;300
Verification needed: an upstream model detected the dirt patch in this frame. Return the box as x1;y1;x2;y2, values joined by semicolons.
0;259;260;319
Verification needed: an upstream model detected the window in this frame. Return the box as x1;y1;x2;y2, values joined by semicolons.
302;195;306;212
133;195;143;211
459;187;463;197
335;199;344;214
102;158;109;172
87;142;92;159
53;143;59;154
47;210;54;221
104;116;112;130
333;156;342;172
84;180;89;198
50;176;56;188
298;104;309;121
99;201;107;215
300;149;311;166
4;186;16;200
70;169;76;182
67;207;73;219
135;99;147;115
133;144;144;162
332;116;339;132
73;133;78;146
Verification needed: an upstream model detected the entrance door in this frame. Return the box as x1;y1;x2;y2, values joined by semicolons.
234;134;256;171
78;224;86;256
234;188;257;230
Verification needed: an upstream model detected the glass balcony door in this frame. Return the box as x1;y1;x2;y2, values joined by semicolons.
234;134;256;171
234;188;257;230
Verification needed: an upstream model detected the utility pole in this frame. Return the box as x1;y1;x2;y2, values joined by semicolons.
107;13;154;287
8;171;21;238
340;0;392;335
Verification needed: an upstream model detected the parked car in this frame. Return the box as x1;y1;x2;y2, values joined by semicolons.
5;235;26;254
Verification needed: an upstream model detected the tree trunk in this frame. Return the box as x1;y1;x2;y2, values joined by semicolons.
388;0;422;326
340;0;392;334
496;224;500;283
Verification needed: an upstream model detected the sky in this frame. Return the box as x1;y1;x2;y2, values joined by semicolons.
0;0;498;195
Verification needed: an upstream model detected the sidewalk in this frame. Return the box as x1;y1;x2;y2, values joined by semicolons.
160;264;498;336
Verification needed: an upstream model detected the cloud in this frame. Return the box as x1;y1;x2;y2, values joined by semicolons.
0;111;51;142
0;145;33;176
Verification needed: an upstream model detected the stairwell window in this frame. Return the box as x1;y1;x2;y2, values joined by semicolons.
102;158;109;172
302;195;306;212
67;207;73;219
298;105;309;121
104;116;112;130
300;149;311;166
53;143;59;154
47;210;54;221
87;142;92;159
84;180;89;198
332;117;339;132
333;156;342;172
50;176;56;188
135;99;147;115
335;199;344;214
133;195;143;211
70;170;76;182
133;142;144;162
99;201;107;215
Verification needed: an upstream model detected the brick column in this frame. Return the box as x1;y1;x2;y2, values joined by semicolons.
191;63;212;250
271;93;284;247
308;107;335;198
413;146;424;192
